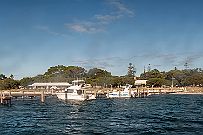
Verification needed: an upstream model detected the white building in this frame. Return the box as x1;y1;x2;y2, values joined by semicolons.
134;80;148;86
28;82;71;89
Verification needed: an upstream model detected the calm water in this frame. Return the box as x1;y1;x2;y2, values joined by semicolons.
0;95;203;135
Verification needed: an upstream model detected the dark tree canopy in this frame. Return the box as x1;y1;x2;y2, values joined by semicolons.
0;74;7;80
140;68;203;87
2;65;203;90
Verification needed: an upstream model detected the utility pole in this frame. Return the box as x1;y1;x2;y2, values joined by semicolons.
147;64;151;72
184;62;189;69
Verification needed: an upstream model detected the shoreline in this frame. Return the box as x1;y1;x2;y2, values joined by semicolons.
170;92;203;95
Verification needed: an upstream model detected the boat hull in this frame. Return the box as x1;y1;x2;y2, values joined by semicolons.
56;93;96;101
108;91;131;98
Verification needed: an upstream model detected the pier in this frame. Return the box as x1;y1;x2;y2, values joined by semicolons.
85;87;183;98
0;89;53;105
0;90;11;106
0;86;188;105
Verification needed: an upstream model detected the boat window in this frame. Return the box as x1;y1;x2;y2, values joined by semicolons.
77;90;82;95
67;89;74;93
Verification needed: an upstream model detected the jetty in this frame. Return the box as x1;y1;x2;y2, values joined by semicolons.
0;90;11;106
85;87;185;98
0;89;53;105
0;86;199;106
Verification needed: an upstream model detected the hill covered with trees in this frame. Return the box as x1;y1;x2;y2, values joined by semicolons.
1;65;203;90
140;68;203;87
19;65;134;88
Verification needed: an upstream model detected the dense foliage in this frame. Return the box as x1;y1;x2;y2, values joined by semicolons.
0;74;20;90
140;68;203;87
17;65;135;88
1;65;203;90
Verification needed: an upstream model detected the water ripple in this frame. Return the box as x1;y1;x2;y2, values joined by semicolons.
0;95;203;135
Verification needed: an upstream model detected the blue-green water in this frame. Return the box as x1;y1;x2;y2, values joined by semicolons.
0;95;203;135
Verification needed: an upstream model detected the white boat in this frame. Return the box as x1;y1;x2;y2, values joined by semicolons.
108;84;133;98
56;80;96;101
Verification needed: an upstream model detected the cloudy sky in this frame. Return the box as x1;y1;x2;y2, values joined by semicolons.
1;0;203;79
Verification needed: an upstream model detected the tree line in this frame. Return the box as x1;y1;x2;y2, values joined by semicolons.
1;65;203;90
19;65;134;88
0;74;19;90
140;68;203;87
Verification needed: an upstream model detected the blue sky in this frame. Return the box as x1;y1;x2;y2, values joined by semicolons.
1;0;203;79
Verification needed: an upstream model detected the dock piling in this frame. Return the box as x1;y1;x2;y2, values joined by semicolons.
21;90;24;99
129;87;132;97
137;88;140;98
9;90;11;96
94;89;97;98
0;91;3;104
41;90;45;103
84;89;87;99
107;89;109;98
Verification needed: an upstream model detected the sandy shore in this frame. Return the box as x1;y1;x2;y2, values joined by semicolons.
170;92;203;95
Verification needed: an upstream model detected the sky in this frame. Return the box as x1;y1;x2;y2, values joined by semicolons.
1;0;203;79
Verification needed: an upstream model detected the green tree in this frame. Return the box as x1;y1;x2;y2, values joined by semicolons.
44;65;86;82
140;69;165;87
86;68;112;87
0;78;20;90
148;78;164;87
0;74;7;80
87;68;111;78
127;63;136;77
20;77;34;87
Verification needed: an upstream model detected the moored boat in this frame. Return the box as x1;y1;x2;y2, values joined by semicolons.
108;84;133;98
55;80;96;101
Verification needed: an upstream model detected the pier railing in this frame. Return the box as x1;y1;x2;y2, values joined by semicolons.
0;89;54;103
0;87;186;105
84;87;185;98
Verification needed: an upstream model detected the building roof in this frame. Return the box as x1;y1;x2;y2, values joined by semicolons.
72;80;85;83
135;80;148;85
29;82;71;87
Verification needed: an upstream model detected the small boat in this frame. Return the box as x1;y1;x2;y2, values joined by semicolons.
56;80;96;101
108;84;133;98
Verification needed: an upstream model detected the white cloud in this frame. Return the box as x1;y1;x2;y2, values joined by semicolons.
35;25;68;37
65;22;104;33
66;0;135;33
95;14;122;24
176;53;203;67
107;0;135;17
72;56;131;70
68;24;88;32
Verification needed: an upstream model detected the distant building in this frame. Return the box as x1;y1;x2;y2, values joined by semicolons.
28;82;71;89
134;80;147;86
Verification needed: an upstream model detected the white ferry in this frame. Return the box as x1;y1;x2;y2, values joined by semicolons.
56;80;96;101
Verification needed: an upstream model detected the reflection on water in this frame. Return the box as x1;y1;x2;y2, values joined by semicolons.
0;95;203;135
